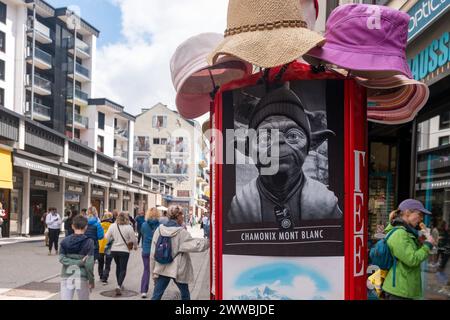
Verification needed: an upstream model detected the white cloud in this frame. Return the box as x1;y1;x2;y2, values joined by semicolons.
95;0;228;120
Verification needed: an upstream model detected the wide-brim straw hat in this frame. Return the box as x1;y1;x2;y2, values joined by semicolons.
208;0;325;69
356;75;430;124
171;33;253;119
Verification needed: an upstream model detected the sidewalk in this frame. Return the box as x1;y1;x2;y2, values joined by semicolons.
0;225;210;300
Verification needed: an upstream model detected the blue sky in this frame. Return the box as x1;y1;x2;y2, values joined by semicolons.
47;0;122;47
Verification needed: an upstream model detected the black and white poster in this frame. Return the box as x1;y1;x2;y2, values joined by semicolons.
221;80;345;257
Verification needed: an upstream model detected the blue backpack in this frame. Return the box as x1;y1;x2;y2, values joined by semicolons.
154;235;173;264
369;228;399;270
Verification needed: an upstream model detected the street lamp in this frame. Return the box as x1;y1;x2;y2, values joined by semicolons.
66;10;80;140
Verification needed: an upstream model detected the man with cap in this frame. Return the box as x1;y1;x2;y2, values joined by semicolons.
228;85;342;228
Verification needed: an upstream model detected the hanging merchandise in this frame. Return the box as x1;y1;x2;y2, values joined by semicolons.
170;33;253;119
355;75;430;124
305;4;412;79
207;0;325;69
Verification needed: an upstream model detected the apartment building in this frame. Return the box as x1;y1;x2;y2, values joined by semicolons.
0;0;173;238
134;103;202;214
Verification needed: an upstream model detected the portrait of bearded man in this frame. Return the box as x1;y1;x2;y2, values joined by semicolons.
228;85;343;229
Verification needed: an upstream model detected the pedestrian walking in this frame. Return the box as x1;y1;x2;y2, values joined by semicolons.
382;199;437;300
436;220;449;285
85;207;104;262
202;213;210;239
41;209;49;247
62;210;71;237
0;202;6;242
98;212;114;284
64;211;78;237
59;215;95;300
140;208;161;298
46;208;62;255
135;211;145;246
150;206;209;300
105;212;137;296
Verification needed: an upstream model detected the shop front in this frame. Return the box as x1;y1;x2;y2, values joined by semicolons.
65;183;84;213
0;148;13;237
109;189;120;212
30;174;59;235
10;172;23;236
122;192;131;214
91;187;105;215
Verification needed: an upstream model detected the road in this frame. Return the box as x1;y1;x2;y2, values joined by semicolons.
0;225;210;300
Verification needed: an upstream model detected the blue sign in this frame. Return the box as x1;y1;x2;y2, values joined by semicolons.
408;0;450;42
408;31;450;80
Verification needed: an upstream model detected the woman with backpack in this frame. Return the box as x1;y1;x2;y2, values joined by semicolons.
105;212;137;296
382;199;437;300
150;206;209;300
140;208;161;298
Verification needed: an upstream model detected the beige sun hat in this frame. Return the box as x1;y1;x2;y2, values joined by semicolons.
208;0;325;69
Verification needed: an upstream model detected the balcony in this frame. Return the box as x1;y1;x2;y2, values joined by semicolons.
166;141;189;154
26;47;52;70
67;112;89;129
26;74;52;96
114;127;129;141
114;149;129;163
27;101;51;122
67;37;91;59
67;88;89;106
27;19;52;44
67;61;90;83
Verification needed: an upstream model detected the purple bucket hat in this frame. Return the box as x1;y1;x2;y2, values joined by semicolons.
305;4;412;78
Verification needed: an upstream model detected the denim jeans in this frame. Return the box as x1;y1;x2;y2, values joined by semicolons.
98;253;113;281
111;251;130;287
141;254;150;294
151;275;190;300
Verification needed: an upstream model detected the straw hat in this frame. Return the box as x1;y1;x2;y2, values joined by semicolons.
171;33;252;119
208;0;325;69
356;75;430;124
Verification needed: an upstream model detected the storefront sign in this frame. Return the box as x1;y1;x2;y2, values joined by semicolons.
32;178;58;190
60;169;89;183
92;189;104;197
109;192;119;199
409;31;450;82
14;157;58;175
66;184;84;194
90;178;110;188
111;182;127;191
123;194;131;201
65;193;80;202
408;0;450;42
127;187;140;194
177;190;190;197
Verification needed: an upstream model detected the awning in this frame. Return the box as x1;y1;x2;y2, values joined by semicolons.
0;149;13;189
14;155;58;175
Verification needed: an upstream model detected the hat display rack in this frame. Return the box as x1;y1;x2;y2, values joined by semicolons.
170;0;429;125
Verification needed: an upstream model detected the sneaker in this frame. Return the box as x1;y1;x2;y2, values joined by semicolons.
115;287;122;296
102;280;108;285
48;251;52;256
141;293;147;299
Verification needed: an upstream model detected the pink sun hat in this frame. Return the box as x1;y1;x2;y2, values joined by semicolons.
305;4;412;79
171;33;253;119
355;75;430;124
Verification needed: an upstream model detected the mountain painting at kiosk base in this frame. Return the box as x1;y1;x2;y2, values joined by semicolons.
223;256;344;300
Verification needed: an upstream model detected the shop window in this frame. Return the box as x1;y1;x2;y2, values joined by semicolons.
0;31;5;52
439;112;450;130
98;112;105;130
439;136;449;146
0;2;6;24
415;114;450;300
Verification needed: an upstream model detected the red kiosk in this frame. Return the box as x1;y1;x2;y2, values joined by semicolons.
209;62;368;300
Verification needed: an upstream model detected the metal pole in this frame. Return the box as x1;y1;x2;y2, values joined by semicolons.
30;2;37;120
72;16;77;140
